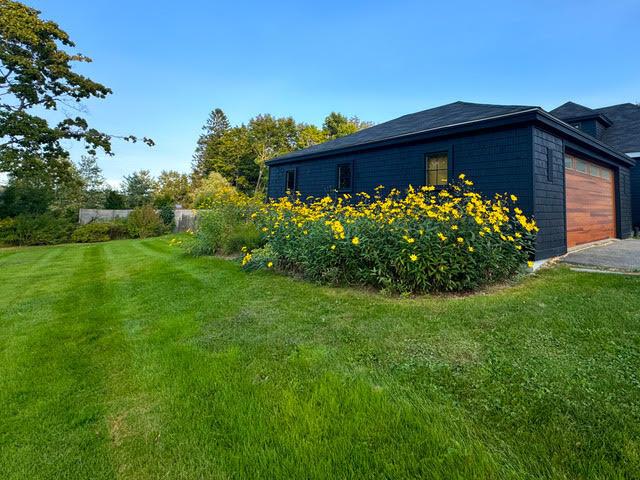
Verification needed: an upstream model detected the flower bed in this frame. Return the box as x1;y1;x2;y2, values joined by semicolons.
245;175;537;293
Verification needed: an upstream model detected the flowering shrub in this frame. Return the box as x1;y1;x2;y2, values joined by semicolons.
245;175;538;293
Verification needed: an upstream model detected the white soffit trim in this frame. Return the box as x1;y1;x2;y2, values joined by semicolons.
626;152;640;158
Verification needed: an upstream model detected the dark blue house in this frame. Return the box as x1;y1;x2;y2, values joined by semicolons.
266;102;639;259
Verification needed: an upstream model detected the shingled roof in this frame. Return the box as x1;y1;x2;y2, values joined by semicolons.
549;101;598;120
269;101;537;163
593;103;640;154
550;101;640;154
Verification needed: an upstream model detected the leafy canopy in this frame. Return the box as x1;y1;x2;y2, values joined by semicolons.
193;108;372;195
0;0;152;177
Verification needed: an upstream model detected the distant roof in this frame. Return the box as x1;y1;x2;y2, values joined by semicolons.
269;101;537;163
549;101;612;126
593;103;640;153
551;101;640;154
549;101;598;119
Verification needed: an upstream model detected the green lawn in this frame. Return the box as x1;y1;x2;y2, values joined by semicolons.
0;238;639;479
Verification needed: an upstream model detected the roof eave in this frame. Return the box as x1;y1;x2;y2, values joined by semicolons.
267;108;541;165
267;108;634;168
535;110;634;167
557;112;613;127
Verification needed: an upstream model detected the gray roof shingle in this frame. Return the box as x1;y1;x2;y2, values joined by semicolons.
551;101;640;154
549;101;597;120
270;101;537;163
593;103;640;154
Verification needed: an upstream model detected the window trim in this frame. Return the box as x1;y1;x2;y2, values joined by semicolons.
284;168;297;192
336;162;353;192
425;150;451;187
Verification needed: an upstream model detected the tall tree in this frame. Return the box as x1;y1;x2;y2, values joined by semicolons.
322;112;373;139
76;155;105;208
248;114;298;194
192;108;230;179
0;1;153;179
104;188;125;209
155;170;191;207
296;123;325;149
122;170;156;207
203;125;255;193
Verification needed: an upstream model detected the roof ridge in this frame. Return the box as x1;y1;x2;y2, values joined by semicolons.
595;102;640;110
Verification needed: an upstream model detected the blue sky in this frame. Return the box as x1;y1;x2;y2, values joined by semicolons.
28;0;640;186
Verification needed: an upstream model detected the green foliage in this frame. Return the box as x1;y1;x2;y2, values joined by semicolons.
104;188;126;209
192;172;234;208
192;108;231;178
0;0;152;178
71;220;131;243
122;170;156;207
221;223;264;255
186;195;263;256
0;176;53;216
0;212;75;246
157;202;175;229
76;155;106;208
322;112;374;139
191;108;373;195
185;209;225;256
71;222;110;243
154;170;191;207
126;205;166;238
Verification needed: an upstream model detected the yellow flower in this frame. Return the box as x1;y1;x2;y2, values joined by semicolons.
527;260;534;268
437;232;447;241
330;244;336;250
403;235;415;244
510;194;518;202
458;173;466;180
267;261;273;268
468;246;474;252
351;237;360;245
451;225;458;230
457;237;464;244
241;253;252;266
409;254;418;262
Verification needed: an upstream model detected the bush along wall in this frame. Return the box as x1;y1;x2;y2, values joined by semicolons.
244;175;538;293
0;205;168;247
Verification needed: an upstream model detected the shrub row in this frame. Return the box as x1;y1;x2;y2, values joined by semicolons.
0;205;168;247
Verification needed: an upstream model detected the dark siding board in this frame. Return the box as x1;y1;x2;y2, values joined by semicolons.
631;163;640;229
532;127;566;259
268;126;534;215
618;166;633;237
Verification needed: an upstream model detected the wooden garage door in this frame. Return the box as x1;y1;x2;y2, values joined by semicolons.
565;154;616;248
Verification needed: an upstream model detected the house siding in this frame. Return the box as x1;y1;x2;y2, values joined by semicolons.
532;127;566;259
631;163;640;229
618;166;633;237
268;126;534;214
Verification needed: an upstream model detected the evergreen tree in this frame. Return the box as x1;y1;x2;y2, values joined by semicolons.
77;155;106;208
122;170;156;207
192;108;230;179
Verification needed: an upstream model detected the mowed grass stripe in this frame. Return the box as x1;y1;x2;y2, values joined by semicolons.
1;244;121;478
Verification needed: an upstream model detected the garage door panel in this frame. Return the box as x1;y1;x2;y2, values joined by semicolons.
565;155;615;248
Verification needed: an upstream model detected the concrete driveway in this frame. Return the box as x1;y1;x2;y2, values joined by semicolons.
560;239;640;271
